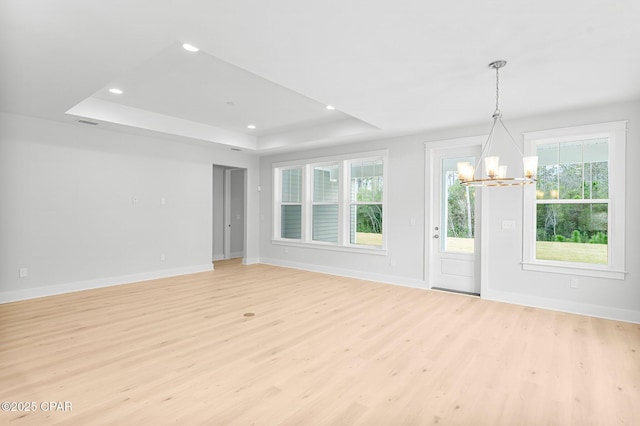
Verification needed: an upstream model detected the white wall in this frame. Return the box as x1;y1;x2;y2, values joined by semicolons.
0;113;260;302
259;100;640;323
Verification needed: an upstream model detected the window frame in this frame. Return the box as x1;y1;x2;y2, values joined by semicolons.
273;150;388;255
522;121;627;280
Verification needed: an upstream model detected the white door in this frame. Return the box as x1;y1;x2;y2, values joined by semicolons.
428;144;481;294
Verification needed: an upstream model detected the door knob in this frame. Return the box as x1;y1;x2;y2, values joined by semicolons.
433;234;439;239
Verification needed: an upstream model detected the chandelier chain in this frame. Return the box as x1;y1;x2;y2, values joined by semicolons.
495;65;500;115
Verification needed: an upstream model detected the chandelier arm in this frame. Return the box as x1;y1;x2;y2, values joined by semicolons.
497;117;525;156
474;116;499;178
495;65;500;115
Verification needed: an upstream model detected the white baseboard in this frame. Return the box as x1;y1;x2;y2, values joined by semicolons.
482;288;640;324
10;259;635;324
0;264;213;304
261;258;639;323
259;257;426;290
243;257;260;265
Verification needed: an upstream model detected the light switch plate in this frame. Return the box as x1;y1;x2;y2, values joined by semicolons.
502;220;516;230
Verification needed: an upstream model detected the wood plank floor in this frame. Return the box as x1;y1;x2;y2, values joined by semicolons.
1;262;639;425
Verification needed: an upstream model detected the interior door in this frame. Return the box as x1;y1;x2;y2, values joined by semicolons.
429;144;481;294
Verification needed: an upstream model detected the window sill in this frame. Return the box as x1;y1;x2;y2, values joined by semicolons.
522;261;626;280
272;240;388;256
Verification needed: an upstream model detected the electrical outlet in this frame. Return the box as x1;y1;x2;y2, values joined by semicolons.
19;267;28;278
570;278;579;289
132;196;139;205
160;197;166;205
160;254;166;261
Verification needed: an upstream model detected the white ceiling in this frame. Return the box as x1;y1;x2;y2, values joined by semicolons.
1;0;639;153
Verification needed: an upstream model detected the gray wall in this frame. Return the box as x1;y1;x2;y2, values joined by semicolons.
0;112;260;301
259;100;640;323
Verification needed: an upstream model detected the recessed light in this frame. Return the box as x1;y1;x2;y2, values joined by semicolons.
247;124;256;129
326;105;336;110
109;88;123;95
182;43;199;52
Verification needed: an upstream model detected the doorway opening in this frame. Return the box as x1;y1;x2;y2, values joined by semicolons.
213;165;246;264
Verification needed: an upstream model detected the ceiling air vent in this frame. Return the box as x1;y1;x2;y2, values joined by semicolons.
78;119;98;125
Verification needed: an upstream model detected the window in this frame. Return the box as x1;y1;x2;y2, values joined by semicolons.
280;167;302;239
523;121;626;279
273;151;387;252
312;164;339;243
535;140;608;264
349;159;383;246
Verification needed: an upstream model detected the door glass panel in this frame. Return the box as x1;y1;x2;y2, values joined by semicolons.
441;156;475;253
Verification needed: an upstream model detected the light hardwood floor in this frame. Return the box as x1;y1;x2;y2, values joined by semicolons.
1;262;639;425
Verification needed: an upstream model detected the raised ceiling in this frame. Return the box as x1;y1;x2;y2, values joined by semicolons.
66;42;376;151
1;0;639;153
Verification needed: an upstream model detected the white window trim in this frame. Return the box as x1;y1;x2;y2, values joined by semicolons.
522;121;627;280
272;150;388;253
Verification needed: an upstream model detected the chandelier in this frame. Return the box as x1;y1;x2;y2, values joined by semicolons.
458;60;538;187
